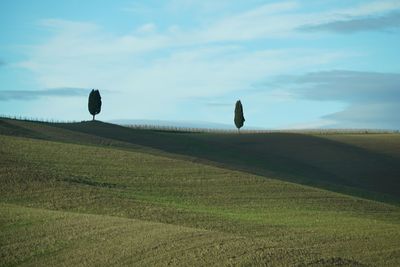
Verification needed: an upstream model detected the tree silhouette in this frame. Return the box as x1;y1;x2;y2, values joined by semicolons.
234;100;245;133
88;89;102;121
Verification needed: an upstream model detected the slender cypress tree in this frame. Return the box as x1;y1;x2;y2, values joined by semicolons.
234;100;245;133
88;89;102;121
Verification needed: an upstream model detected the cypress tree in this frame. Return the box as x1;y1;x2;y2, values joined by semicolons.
234;100;245;133
88;89;102;121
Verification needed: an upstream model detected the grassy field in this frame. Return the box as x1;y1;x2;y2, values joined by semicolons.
1;118;400;266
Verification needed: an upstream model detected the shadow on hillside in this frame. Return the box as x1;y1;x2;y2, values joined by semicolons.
0;120;42;139
54;121;400;205
1;119;399;205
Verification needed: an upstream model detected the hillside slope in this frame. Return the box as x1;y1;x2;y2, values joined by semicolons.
2;203;278;266
1;120;400;266
1;118;399;203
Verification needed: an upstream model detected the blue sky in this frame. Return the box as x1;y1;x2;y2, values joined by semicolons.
1;0;400;129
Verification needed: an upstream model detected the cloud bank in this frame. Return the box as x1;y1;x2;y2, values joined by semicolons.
300;11;400;33
0;87;88;101
278;70;400;129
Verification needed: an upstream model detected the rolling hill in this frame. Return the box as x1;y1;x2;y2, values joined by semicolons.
1;118;400;266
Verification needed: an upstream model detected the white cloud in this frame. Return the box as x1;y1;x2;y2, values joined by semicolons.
340;0;400;17
16;0;396;122
189;0;400;43
17;17;346;121
136;23;157;34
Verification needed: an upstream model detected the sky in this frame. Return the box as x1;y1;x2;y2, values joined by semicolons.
1;0;400;129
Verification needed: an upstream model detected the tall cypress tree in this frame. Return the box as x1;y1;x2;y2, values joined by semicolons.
234;100;245;133
88;89;102;121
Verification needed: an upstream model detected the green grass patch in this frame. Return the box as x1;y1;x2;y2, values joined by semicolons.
1;133;400;265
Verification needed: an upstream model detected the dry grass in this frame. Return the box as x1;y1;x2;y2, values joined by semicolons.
1;133;400;266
